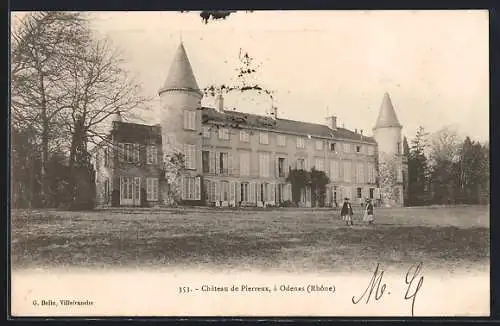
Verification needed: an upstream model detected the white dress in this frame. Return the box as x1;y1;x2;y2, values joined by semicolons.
362;206;374;222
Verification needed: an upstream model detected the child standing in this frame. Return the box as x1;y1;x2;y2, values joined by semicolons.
363;199;375;224
341;197;354;226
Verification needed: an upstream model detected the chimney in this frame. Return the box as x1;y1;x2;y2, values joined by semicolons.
325;115;337;130
272;106;278;120
217;93;224;112
355;128;358;134
112;110;122;123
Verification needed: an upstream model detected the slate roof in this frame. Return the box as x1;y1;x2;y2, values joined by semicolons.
158;43;201;95
201;107;376;143
374;92;402;129
111;121;162;144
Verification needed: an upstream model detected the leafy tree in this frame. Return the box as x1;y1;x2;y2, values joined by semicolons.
310;168;330;207
162;152;185;206
459;138;489;204
286;168;310;206
378;153;399;207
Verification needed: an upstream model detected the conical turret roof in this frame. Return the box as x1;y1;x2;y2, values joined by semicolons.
373;92;402;129
159;42;201;95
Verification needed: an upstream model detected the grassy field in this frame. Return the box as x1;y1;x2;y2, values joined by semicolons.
11;205;489;273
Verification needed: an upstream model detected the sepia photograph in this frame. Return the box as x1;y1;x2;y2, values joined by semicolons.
10;10;489;317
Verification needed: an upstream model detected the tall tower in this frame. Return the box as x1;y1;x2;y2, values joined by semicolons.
373;92;405;207
159;43;203;203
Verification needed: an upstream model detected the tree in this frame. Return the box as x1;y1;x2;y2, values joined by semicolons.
203;49;276;126
12;12;149;208
377;153;400;207
429;127;461;204
310;168;330;207
407;126;431;206
286;168;310;207
11;11;90;206
459;138;489;204
162;152;185;206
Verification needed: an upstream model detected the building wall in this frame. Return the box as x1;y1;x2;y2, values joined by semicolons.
198;121;378;207
94;129;163;207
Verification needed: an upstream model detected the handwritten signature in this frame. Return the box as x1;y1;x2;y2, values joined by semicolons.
352;262;424;316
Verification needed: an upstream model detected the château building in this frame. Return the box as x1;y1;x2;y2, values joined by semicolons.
93;43;407;208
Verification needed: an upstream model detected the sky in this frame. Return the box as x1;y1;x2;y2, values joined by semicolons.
13;10;489;142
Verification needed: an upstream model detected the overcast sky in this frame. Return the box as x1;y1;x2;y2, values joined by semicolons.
13;10;489;142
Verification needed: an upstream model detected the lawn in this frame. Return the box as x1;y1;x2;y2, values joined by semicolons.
11;205;490;273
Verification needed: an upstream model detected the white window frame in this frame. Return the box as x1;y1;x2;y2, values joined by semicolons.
259;153;270;177
183;144;196;170
218;127;229;140
120;176;141;205
296;137;305;149
297;158;305;170
315;158;324;171
259;132;269;145
182;176;201;201
202;126;211;138
343;143;350;153
146;145;158;164
316;140;323;150
239;152;250;176
122;143;140;163
240;130;250;142
277;135;286;147
183;110;196;130
146;177;159;201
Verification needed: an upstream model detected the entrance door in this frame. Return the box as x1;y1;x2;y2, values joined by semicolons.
120;177;141;206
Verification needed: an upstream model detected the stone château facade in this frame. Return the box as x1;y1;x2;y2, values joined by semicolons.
93;43;407;208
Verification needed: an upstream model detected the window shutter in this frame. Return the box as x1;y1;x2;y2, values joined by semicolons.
180;175;186;200
210;181;216;202
270;153;275;178
228;152;233;176
256;183;262;202
209;150;215;174
270;183;275;202
235;182;240;202
214;181;220;201
275;156;279;177
233;152;239;176
249;182;255;203
215;151;220;175
305;158;310;171
230;181;235;202
195;177;200;200
192;145;197;170
118;143;124;162
153;179;158;201
284;158;288;177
